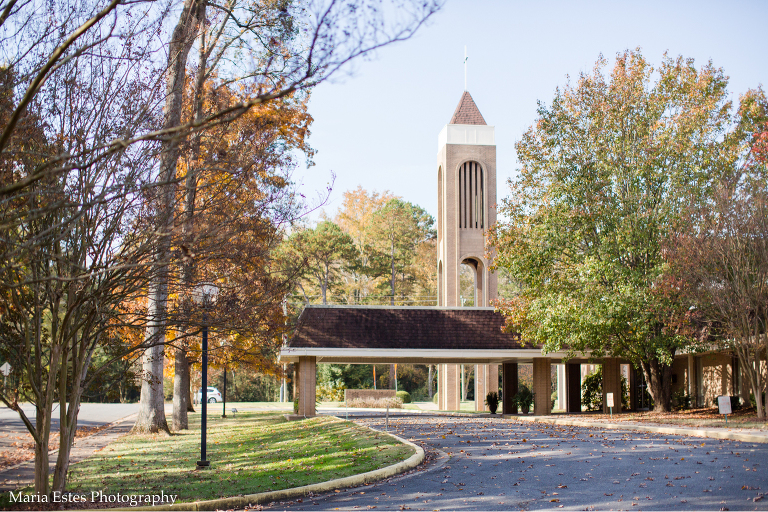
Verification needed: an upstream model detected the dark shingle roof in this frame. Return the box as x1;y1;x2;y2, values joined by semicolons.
449;91;487;125
288;306;523;350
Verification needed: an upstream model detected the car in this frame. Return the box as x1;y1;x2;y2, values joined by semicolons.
194;387;222;403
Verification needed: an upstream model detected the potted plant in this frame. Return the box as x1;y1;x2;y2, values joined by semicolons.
514;386;534;414
485;391;500;414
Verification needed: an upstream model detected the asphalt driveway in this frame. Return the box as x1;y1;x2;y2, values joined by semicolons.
264;414;767;511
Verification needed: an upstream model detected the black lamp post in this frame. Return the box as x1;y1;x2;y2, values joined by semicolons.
193;282;218;469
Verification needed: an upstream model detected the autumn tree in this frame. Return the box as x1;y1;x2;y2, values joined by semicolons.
166;76;313;431
334;186;396;303
668;87;768;419
132;0;442;434
490;50;734;411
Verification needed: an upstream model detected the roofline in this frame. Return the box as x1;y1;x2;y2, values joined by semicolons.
279;347;577;364
300;305;498;311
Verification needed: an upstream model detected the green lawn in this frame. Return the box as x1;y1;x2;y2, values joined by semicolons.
65;412;413;504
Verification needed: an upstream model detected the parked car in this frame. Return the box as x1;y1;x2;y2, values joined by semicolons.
194;387;222;403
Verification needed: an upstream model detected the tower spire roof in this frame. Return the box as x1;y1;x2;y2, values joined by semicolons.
449;91;487;125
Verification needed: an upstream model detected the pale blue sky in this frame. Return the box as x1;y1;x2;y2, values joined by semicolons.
294;0;767;221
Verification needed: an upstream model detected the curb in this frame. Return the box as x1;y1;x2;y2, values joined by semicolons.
506;414;768;444
134;419;424;511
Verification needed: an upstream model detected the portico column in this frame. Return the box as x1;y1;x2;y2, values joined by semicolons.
439;364;460;411
566;363;582;413
533;358;552;416
502;362;518;414
475;365;487;411
602;357;622;414
297;356;316;417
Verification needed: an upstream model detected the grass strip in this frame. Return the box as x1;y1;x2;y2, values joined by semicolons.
65;413;413;504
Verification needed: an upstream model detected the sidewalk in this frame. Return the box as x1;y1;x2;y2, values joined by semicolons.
508;413;768;444
0;414;136;492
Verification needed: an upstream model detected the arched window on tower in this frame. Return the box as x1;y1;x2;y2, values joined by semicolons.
458;161;484;229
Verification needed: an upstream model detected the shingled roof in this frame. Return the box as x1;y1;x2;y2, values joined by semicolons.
449;91;487;125
287;305;523;350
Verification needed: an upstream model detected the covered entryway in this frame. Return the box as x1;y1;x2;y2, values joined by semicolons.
280;305;627;418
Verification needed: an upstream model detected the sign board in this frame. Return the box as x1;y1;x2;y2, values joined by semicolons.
606;393;614;408
717;396;732;415
0;362;10;377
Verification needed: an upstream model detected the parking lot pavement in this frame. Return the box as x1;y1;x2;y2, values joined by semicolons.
264;414;768;511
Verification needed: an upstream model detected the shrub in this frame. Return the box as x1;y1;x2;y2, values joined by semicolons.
513;386;534;411
396;390;412;403
582;369;603;411
672;389;691;411
581;366;630;411
316;382;345;402
432;393;438;404
749;392;766;409
346;397;403;409
485;391;500;413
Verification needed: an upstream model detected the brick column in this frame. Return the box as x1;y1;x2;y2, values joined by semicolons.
439;364;460;411
297;356;316;417
474;364;498;411
533;358;551;416
474;364;487;411
502;362;518;414
293;361;299;404
565;363;582;413
602;357;622;414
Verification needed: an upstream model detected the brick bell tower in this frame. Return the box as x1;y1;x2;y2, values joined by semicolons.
436;91;499;411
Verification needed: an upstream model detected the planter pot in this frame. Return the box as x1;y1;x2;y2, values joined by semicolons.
521;405;530;414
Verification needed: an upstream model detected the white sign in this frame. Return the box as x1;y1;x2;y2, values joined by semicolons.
0;362;10;377
717;396;732;415
606;393;614;408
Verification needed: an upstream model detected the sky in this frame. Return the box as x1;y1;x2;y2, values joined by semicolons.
293;0;768;222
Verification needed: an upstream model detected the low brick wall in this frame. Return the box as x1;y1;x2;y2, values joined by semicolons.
344;389;396;402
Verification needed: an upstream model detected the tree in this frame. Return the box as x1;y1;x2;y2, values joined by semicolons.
0;49;161;495
284;221;358;304
167;75;314;431
334;186;396;303
668;88;768;420
370;198;434;305
489;50;734;411
132;0;442;433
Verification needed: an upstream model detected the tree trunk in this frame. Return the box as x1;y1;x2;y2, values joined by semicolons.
51;397;80;493
390;239;395;306
174;19;207;431
643;358;673;412
33;436;50;497
172;347;192;429
428;365;433;399
187;366;196;412
389;364;395;390
133;0;204;434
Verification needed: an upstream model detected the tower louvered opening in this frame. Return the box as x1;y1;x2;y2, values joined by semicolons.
458;161;484;229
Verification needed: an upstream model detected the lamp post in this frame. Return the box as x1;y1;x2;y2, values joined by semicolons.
192;282;218;469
